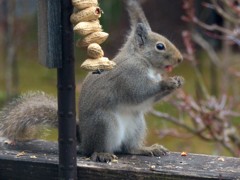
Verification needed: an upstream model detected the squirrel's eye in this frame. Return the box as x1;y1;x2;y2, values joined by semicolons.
156;43;165;51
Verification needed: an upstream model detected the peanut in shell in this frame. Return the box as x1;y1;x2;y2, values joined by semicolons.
74;20;102;36
81;57;116;71
76;32;109;47
87;43;104;58
72;0;98;10
70;6;101;24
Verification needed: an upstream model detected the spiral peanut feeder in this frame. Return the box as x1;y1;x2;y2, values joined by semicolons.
71;0;116;72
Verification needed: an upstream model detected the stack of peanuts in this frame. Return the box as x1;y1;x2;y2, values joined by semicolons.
71;0;116;72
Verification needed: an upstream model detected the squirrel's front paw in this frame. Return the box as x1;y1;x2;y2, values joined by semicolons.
90;152;118;163
172;76;184;88
167;76;184;89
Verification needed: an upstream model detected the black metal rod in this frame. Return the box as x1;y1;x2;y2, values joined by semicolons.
57;0;77;179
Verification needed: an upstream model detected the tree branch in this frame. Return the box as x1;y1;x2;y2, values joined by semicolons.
211;0;240;24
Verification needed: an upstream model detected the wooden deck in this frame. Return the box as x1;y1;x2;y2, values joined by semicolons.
0;138;239;180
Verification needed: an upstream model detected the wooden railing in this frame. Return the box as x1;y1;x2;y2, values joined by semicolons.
0;139;239;180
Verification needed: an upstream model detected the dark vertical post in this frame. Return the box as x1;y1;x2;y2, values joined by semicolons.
38;0;77;178
57;0;77;179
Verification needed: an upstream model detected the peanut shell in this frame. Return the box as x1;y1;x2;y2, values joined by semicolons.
72;0;98;10
74;20;102;36
76;32;109;47
70;6;101;24
87;43;104;58
81;57;116;71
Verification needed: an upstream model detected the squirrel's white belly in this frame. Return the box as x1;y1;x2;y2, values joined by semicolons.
147;68;162;82
113;98;154;151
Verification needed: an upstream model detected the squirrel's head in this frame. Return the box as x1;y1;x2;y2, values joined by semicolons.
133;23;183;73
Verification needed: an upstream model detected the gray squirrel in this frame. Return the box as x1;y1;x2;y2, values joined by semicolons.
0;0;184;162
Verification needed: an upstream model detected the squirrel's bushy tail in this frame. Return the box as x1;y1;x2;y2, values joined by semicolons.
125;0;151;30
0;91;58;141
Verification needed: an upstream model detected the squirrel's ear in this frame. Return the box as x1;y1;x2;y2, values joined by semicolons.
135;23;148;47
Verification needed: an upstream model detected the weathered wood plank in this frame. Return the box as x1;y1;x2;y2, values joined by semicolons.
38;0;62;68
0;139;239;180
0;138;58;154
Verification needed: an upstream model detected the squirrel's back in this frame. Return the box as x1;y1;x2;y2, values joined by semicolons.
0;91;58;141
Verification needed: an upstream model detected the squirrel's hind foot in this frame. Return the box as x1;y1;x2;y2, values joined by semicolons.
133;144;169;157
90;152;118;163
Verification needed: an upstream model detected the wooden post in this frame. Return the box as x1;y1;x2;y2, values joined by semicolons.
38;0;77;179
38;0;62;68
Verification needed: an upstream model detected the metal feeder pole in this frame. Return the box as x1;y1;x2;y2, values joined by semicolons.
57;0;77;179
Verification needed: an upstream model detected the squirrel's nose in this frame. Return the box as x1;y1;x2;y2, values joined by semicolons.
177;55;183;64
177;58;183;64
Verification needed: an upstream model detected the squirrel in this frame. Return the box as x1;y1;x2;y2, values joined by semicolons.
0;0;184;162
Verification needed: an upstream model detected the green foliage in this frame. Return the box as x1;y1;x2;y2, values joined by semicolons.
0;91;7;108
99;1;122;31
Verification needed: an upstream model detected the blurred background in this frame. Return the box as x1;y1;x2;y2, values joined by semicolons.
0;0;239;157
